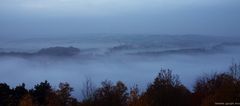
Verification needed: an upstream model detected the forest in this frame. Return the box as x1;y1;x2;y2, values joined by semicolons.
0;63;240;106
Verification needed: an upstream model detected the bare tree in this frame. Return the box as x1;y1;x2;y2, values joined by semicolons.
81;77;96;101
229;63;240;79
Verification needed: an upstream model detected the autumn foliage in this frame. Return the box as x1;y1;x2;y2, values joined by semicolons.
1;64;240;106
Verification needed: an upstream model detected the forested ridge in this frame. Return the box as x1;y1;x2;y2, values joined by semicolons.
1;63;240;106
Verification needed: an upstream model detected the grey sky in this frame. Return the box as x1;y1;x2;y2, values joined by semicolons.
0;0;240;37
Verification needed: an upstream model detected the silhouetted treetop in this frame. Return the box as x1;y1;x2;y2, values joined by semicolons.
1;64;240;106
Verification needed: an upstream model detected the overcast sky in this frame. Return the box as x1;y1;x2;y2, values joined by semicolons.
0;0;240;37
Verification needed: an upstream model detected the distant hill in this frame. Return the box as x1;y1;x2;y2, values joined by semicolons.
37;46;80;56
0;46;80;57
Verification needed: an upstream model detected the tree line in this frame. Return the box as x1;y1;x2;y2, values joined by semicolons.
1;63;240;106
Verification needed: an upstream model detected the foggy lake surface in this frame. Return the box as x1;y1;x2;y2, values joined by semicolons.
1;34;240;98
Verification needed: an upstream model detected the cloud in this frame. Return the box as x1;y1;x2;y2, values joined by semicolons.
0;0;146;16
1;0;239;17
0;0;240;36
0;0;224;16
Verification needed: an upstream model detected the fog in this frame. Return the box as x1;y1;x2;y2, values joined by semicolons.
1;0;240;99
1;35;240;98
